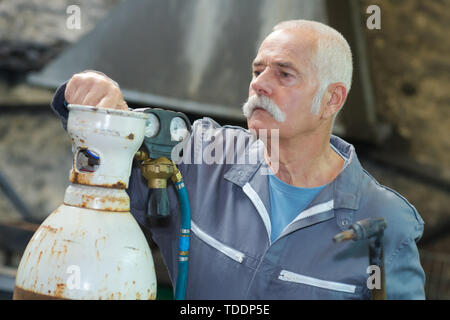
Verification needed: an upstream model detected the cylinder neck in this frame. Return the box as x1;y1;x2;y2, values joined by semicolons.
63;183;130;212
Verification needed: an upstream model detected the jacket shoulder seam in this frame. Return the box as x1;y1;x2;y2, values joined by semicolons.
386;236;414;266
361;169;422;224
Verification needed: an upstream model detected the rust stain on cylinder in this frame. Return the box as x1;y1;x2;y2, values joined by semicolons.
126;133;134;140
42;225;58;233
51;239;57;255
25;251;31;265
110;181;126;189
148;290;156;300
70;193;129;212
36;251;43;266
54;283;66;298
70;171;127;189
95;239;100;260
13;286;67;300
70;171;92;185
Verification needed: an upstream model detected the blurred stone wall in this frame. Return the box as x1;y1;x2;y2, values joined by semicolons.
359;0;450;253
0;112;72;221
0;0;123;44
0;0;123;103
0;0;123;222
361;0;449;174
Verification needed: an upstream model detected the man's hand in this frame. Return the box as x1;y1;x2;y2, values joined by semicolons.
65;71;128;110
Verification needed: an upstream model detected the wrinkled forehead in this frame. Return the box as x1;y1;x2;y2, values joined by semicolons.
254;28;318;71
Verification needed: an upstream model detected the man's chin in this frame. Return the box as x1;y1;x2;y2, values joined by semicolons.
247;117;279;134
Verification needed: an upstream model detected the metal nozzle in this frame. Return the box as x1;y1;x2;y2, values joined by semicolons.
333;217;387;243
333;230;356;243
134;150;150;161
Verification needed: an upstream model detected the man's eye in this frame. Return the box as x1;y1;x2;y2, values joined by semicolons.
253;71;261;77
281;72;291;78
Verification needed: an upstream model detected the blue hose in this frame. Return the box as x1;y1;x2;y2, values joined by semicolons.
174;179;191;300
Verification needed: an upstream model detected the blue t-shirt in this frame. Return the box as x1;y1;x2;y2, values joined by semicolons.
268;144;348;243
268;174;326;242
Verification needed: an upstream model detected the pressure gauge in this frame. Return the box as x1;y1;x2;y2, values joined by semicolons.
142;108;191;160
145;113;160;138
170;117;188;141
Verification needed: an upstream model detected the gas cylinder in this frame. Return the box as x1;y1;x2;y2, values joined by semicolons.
13;104;157;300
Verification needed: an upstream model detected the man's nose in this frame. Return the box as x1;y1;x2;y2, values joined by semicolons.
251;70;273;96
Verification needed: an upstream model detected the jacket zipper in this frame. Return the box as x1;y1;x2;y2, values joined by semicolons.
278;269;357;294
291;200;334;224
242;183;272;243
191;221;245;263
272;200;335;244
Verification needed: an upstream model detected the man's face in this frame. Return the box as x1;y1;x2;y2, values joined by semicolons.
245;29;322;139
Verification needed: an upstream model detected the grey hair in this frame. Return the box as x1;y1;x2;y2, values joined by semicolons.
273;20;353;116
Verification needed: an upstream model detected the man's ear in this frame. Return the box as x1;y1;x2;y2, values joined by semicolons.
321;83;347;120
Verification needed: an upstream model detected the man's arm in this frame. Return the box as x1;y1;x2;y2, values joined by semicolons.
50;83;69;129
385;218;426;299
50;70;128;127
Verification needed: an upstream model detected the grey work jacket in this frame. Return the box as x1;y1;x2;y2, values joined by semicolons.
51;86;425;299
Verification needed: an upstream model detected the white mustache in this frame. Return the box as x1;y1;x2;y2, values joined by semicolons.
242;95;286;122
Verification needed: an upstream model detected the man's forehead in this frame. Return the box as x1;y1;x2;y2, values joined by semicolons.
254;28;317;67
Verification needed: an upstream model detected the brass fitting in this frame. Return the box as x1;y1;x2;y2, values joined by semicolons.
171;162;183;184
135;150;184;188
134;150;150;162
140;156;174;189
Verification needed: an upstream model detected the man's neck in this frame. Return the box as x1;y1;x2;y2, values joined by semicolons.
264;130;344;188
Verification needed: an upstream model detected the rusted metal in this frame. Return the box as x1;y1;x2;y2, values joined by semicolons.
63;184;130;212
333;218;387;300
14;200;157;300
13;105;157;300
13;285;67;300
70;170;127;189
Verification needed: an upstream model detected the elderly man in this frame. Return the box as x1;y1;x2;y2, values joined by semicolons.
51;20;425;299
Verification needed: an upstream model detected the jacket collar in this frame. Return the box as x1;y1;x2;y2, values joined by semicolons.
224;134;363;211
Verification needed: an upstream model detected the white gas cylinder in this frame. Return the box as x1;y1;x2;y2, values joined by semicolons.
13;105;157;300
